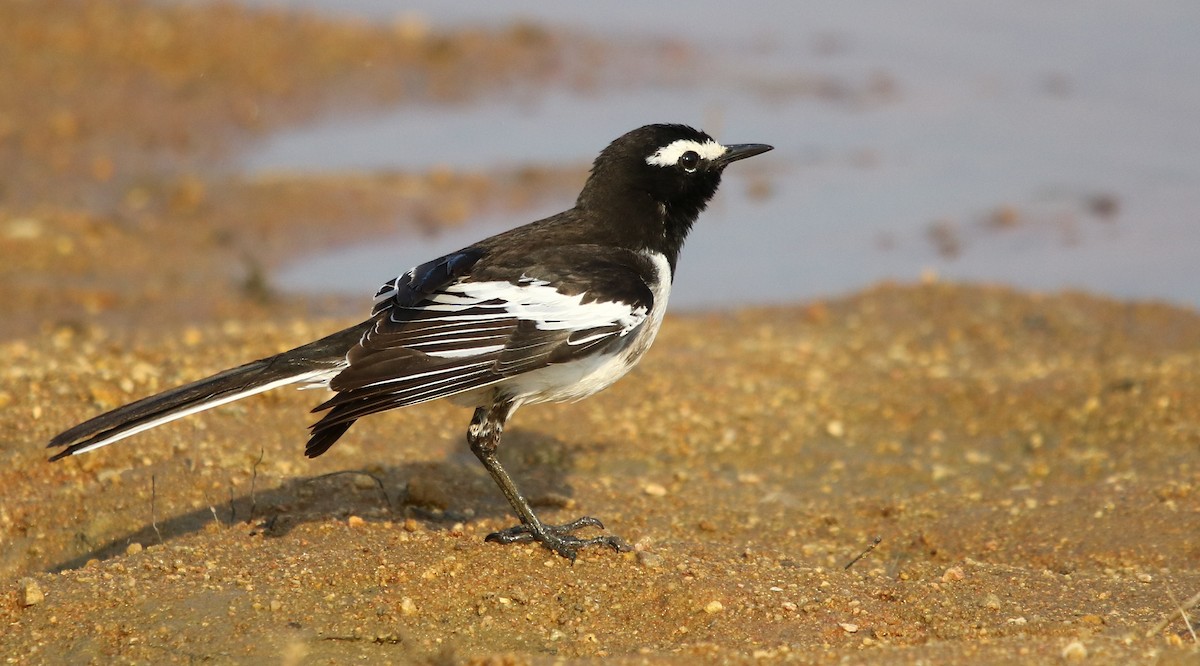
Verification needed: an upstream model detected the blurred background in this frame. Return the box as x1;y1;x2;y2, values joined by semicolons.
261;1;1200;312
2;0;1198;338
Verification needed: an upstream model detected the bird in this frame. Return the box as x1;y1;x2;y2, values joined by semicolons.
48;124;773;560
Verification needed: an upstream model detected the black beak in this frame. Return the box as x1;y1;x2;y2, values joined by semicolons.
718;143;773;165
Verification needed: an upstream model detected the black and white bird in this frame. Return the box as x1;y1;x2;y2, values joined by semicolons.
48;124;772;559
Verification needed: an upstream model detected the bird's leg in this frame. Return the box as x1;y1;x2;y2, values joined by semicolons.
467;401;628;560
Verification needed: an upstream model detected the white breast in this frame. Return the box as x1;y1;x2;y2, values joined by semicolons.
498;250;672;406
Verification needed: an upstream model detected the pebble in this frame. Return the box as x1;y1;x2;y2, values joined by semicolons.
941;566;965;582
1061;640;1087;661
637;551;663;568
21;578;45;607
704;600;724;614
347;515;365;528
399;597;418;616
839;622;859;633
352;474;379;490
643;483;668;497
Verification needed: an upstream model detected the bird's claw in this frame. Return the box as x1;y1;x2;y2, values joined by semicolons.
485;516;629;560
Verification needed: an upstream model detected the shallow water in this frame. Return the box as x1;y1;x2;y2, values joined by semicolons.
244;0;1200;310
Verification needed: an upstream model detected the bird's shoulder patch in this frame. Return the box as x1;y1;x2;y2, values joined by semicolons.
372;248;485;314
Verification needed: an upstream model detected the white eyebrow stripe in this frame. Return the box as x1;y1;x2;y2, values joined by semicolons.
645;139;726;167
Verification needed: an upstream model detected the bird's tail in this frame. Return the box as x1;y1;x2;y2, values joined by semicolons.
47;324;366;461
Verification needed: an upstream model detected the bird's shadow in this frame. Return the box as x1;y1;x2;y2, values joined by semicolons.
48;428;597;573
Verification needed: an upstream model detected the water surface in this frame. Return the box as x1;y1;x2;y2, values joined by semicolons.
241;1;1200;310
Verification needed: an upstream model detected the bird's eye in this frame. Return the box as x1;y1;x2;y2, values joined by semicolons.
679;150;700;172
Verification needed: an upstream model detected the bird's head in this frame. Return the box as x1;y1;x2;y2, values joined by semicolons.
584;124;771;207
579;124;772;240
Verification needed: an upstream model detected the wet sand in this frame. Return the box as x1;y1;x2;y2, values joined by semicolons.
2;2;1198;663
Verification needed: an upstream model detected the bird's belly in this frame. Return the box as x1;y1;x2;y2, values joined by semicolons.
441;349;640;410
509;350;636;404
510;312;665;405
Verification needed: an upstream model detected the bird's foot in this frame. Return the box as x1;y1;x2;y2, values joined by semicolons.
485;516;629;561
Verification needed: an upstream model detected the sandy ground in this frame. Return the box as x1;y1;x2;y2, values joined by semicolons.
2;2;1198;664
3;285;1199;663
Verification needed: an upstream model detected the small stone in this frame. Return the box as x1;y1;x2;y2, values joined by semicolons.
352;474;378;490
270;599;283;612
941;566;965;582
347;515;365;528
931;464;955;481
1079;614;1105;626
839;622;859;633
1136;573;1152;583
703;600;724;614
21;579;44;607
637;551;663;568
125;542;143;556
826;420;845;437
404;518;419;532
1061;640;1087;661
982;593;1002;610
399;597;417;616
643;483;668;497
